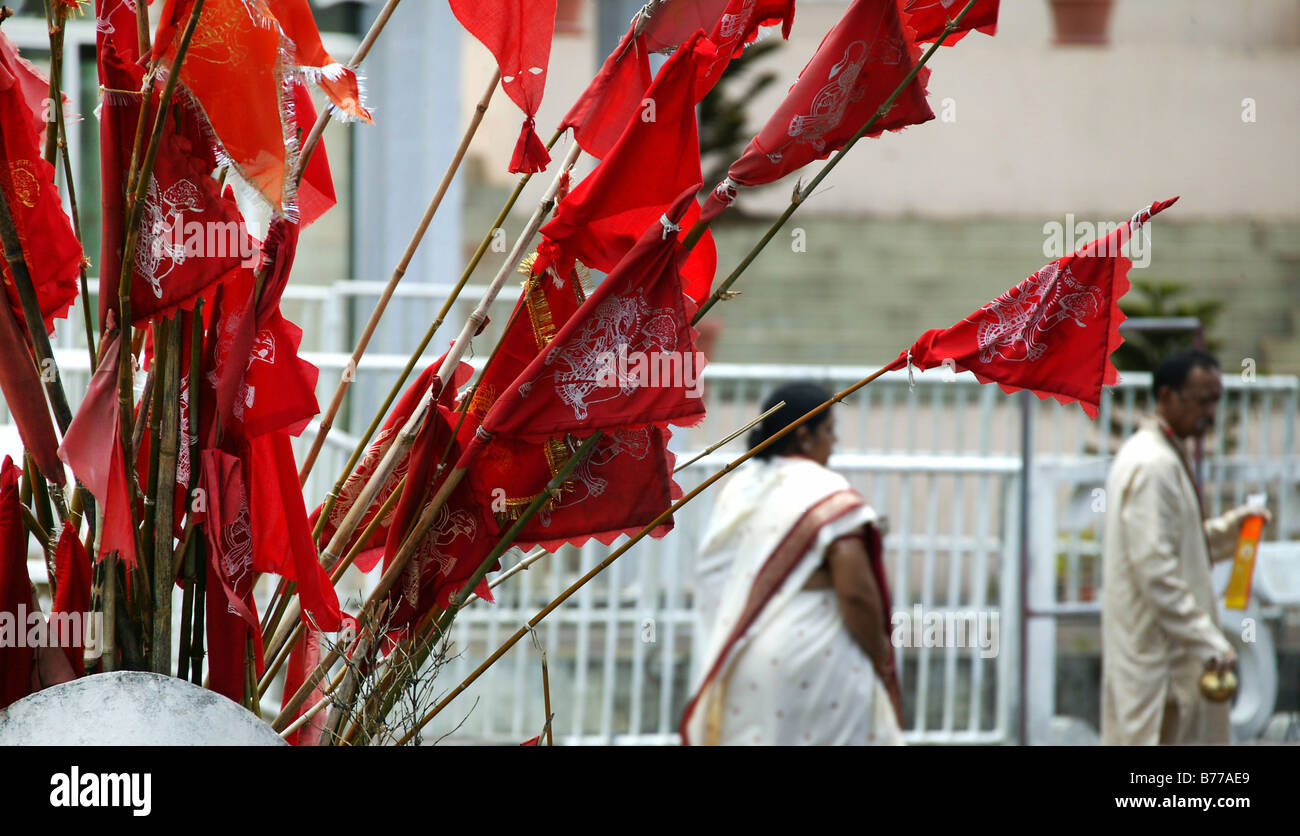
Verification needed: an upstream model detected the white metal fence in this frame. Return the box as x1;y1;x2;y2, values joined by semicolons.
18;281;1300;745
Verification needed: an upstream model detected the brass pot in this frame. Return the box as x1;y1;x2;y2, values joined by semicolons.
1199;668;1239;703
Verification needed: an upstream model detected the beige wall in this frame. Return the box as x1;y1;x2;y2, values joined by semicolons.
460;0;1300;221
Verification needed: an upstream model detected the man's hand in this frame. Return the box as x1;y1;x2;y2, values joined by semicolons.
1214;648;1238;673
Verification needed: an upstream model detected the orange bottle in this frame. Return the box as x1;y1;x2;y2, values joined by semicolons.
1223;494;1267;610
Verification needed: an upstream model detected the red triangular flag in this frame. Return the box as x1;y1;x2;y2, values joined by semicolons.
558;26;654;161
887;199;1180;418
380;402;495;634
451;0;557;174
200;447;264;703
457;263;683;552
95;15;256;330
539;31;718;304
58;324;138;567
310;352;473;573
153;0;300;217
901;0;1000;44
701;0;934;220
467;187;707;452
51;521;92;677
696;0;797;94
245;431;340;632
0;296;62;485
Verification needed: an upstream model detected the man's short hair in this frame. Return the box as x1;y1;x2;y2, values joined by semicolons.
1152;348;1220;399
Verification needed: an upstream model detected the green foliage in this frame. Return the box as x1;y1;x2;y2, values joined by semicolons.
1113;278;1224;372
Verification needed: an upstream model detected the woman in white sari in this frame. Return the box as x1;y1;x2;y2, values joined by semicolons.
682;383;903;746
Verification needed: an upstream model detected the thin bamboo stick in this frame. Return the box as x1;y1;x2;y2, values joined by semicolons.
150;315;183;674
298;69;502;484
344;433;602;745
689;0;977;322
396;365;896;743
294;0;403;186
0;174;76;436
260;473;407;691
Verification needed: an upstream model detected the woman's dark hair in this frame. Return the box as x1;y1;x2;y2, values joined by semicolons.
747;382;833;460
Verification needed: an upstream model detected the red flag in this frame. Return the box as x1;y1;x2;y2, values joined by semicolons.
95;16;255;329
153;0;300;217
701;0;934;220
0;456;35;708
381;403;495;633
459;265;681;551
245;431;340;632
901;0;1000;44
58;324;138;567
0;34;82;338
887;199;1180;418
0;31;70;151
642;1;730;51
0;296;63;485
558;27;653;161
696;0;797;93
310;353;473;573
203;219;318;443
292;82;338;228
539;31;718;304
266;0;372;123
466;188;707;450
200;447;264;703
451;0;557;174
51;521;92;677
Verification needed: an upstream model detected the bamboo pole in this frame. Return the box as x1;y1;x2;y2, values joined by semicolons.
0;173;76;437
541;645;553;746
298;69;501;484
688;0;977;322
396;365;896;743
41;0;64;166
150;316;183;674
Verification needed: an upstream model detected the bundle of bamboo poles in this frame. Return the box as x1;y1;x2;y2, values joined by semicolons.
1;0;979;744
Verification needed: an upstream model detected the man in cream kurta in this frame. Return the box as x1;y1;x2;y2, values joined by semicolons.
1101;351;1265;745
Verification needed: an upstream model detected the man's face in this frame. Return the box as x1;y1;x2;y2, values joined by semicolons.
1161;365;1223;439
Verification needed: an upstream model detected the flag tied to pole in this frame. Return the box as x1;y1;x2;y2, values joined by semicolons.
901;0;1000;44
887;198;1180;418
701;0;935;221
562;0;795;161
